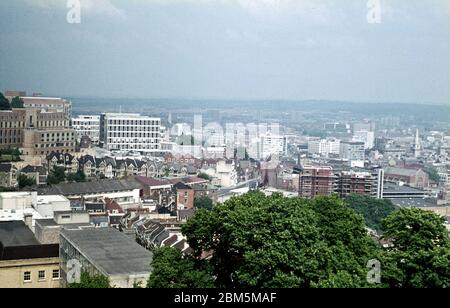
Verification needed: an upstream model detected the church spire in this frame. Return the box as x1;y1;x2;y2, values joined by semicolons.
414;129;421;158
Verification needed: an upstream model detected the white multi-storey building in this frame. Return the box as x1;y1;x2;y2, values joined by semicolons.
308;138;341;157
353;130;375;150
340;141;365;168
260;132;287;160
100;113;161;154
71;115;100;143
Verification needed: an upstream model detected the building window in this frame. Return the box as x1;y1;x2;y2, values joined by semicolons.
52;269;60;280
38;270;46;281
23;271;31;282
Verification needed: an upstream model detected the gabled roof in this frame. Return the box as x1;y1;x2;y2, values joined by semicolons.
79;155;95;165
0;163;12;172
39;179;141;196
104;198;124;213
385;167;424;177
173;182;192;190
134;176;172;187
21;165;46;174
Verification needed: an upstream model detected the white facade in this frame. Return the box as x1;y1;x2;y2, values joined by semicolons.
0;192;36;210
340;141;365;166
35;195;71;218
308;138;341;157
353;130;375;150
260;132;287;160
72;115;100;142
101;113;161;153
170;123;192;137
215;160;238;188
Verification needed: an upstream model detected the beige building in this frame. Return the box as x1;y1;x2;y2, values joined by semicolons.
0;107;76;156
0;221;60;288
0;257;60;288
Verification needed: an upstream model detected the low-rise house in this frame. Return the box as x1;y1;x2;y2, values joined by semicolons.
46;152;78;174
134;176;174;207
105;198;125;228
20;165;47;185
0;163;17;188
173;182;195;210
135;219;190;253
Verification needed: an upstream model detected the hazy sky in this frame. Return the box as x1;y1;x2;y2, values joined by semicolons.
0;0;449;104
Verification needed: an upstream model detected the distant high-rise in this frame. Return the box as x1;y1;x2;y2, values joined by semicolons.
340;141;365;168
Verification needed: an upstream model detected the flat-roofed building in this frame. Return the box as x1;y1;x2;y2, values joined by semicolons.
0;221;60;288
100;113;161;154
59;227;153;288
298;165;335;198
71;115;100;143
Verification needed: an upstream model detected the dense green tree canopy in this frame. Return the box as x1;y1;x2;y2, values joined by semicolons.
67;272;111;288
380;208;450;288
0;93;11;110
147;246;214;288
346;194;397;232
181;192;378;288
11;96;24;108
18;174;36;188
197;173;212;181
146;193;450;289
67;170;87;183
194;195;214;211
47;166;66;185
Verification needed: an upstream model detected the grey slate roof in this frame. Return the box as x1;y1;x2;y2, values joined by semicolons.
0;163;12;172
40;179;141;196
0;221;40;247
60;228;153;276
385;167;422;177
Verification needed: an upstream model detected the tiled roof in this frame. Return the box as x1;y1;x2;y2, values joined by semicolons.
134;176;171;187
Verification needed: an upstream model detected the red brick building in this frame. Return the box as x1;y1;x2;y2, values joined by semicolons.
298;165;335;198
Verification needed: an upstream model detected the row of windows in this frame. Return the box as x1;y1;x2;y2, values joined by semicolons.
37;120;68;127
0;138;21;144
108;133;159;138
110;144;159;150
23;269;60;283
0;121;25;128
107;126;159;132
107;120;160;126
40;132;74;138
37;149;74;155
0;130;21;136
35;143;75;148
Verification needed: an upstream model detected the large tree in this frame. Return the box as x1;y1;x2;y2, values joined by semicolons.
147;246;214;288
10;96;24;108
68;272;111;288
181;192;379;288
47;166;66;185
194;195;214;211
67;170;86;183
380;208;450;288
0;93;11;110
18;174;36;188
346;194;397;232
